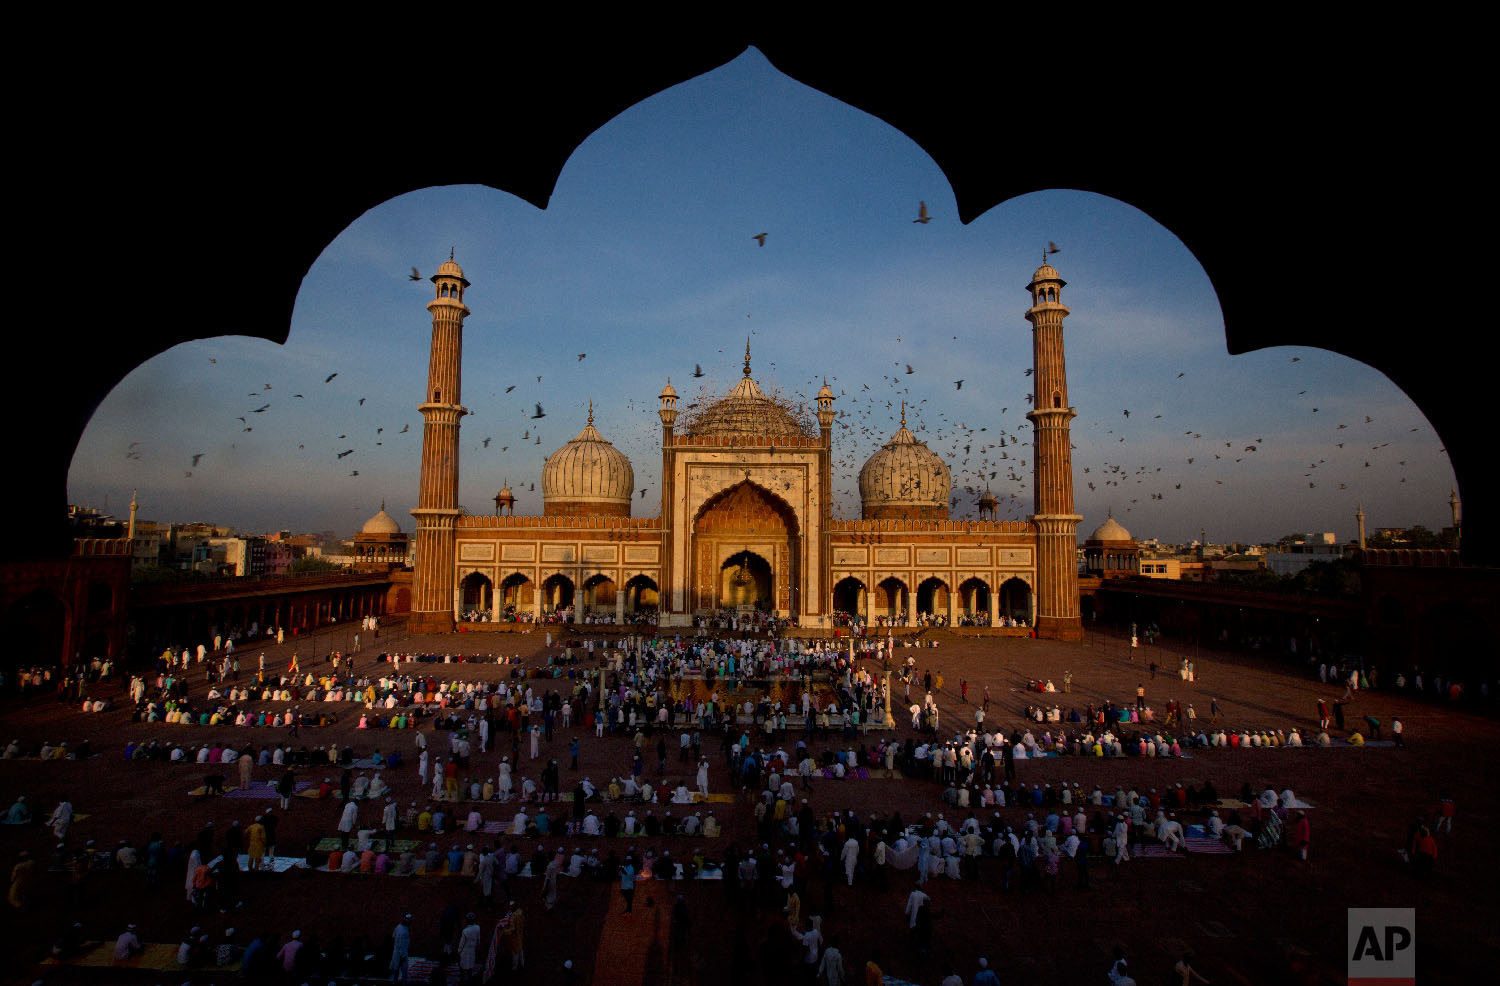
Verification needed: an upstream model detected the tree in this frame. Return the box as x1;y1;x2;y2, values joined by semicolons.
288;556;343;575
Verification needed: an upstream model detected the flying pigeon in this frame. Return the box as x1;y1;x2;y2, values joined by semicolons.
913;202;931;224
409;267;421;281
752;233;767;246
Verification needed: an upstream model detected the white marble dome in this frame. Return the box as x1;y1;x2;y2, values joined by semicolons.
542;407;634;513
361;502;401;535
1089;512;1133;542
858;413;951;517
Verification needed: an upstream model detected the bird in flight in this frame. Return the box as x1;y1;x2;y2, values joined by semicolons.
752;233;767;246
359;398;366;405
505;385;516;393
337;449;354;459
294;394;303;398
1046;241;1060;255
532;404;546;419
1122;410;1130;417
253;404;269;413
640;489;647;498
954;380;963;390
377;427;383;435
400;424;409;433
913;202;931;224
1291;357;1301;362
1024;368;1033;376
351;470;359;476
191;453;204;467
693;365;705;378
905;365;914;375
529;483;535;492
1176;372;1185;378
409;267;421;281
264;383;272;390
208;358;216;364
578;354;586;361
325;372;338;383
537;376;542;382
483;437;491;448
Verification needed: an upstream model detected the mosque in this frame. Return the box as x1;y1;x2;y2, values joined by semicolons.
405;256;1084;639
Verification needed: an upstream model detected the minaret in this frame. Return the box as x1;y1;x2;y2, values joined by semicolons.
816;378;835;624
409;253;470;634
1025;259;1083;640
658;378;679;616
127;489;138;542
1356;503;1366;550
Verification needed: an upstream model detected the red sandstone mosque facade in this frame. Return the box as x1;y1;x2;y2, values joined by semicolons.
406;257;1082;640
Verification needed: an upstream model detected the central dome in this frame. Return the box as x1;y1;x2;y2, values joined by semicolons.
688;375;808;438
542;404;634;517
858;405;951;520
682;344;811;439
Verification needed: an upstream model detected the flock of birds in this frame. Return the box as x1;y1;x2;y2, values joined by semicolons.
119;212;1442;534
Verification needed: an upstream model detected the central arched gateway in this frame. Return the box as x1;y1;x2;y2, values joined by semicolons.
691;481;800;615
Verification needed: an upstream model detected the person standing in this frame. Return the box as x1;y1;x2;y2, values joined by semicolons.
542;850;562;911
390;914;412;984
620;855;636;914
819;936;846;986
458;913;482;985
1392;717;1404;748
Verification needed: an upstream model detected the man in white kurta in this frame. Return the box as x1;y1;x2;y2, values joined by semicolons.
840;837;860;886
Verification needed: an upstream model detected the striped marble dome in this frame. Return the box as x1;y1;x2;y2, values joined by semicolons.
858;407;951;519
541;405;634;516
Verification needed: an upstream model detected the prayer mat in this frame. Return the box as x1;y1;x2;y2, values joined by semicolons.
406;956;461;985
482;820;506;834
207;853;307;872
817;766;872;779
187;784;239;797
1130;844;1186;859
225;780;310;799
47;942;226;971
1333;739;1395;748
350;758;389;769
1183;837;1235;855
313;837;421;854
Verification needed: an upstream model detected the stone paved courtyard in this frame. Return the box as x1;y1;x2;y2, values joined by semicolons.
1;618;1495;985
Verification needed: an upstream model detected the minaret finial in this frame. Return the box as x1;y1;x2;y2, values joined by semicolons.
587;399;594;425
380;499;385;511
450;246;454;261
900;400;907;428
744;337;752;377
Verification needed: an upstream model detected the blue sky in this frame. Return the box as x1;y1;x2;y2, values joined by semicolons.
68;49;1455;545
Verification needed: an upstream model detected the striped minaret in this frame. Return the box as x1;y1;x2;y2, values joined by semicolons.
1025;259;1083;640
409;253;470;633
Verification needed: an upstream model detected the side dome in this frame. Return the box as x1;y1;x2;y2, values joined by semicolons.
1089;512;1133;542
541;405;634;517
858;408;951;520
361;502;401;535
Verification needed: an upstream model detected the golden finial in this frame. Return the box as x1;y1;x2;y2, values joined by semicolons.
744;337;752;377
587;399;594;425
900;400;907;428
